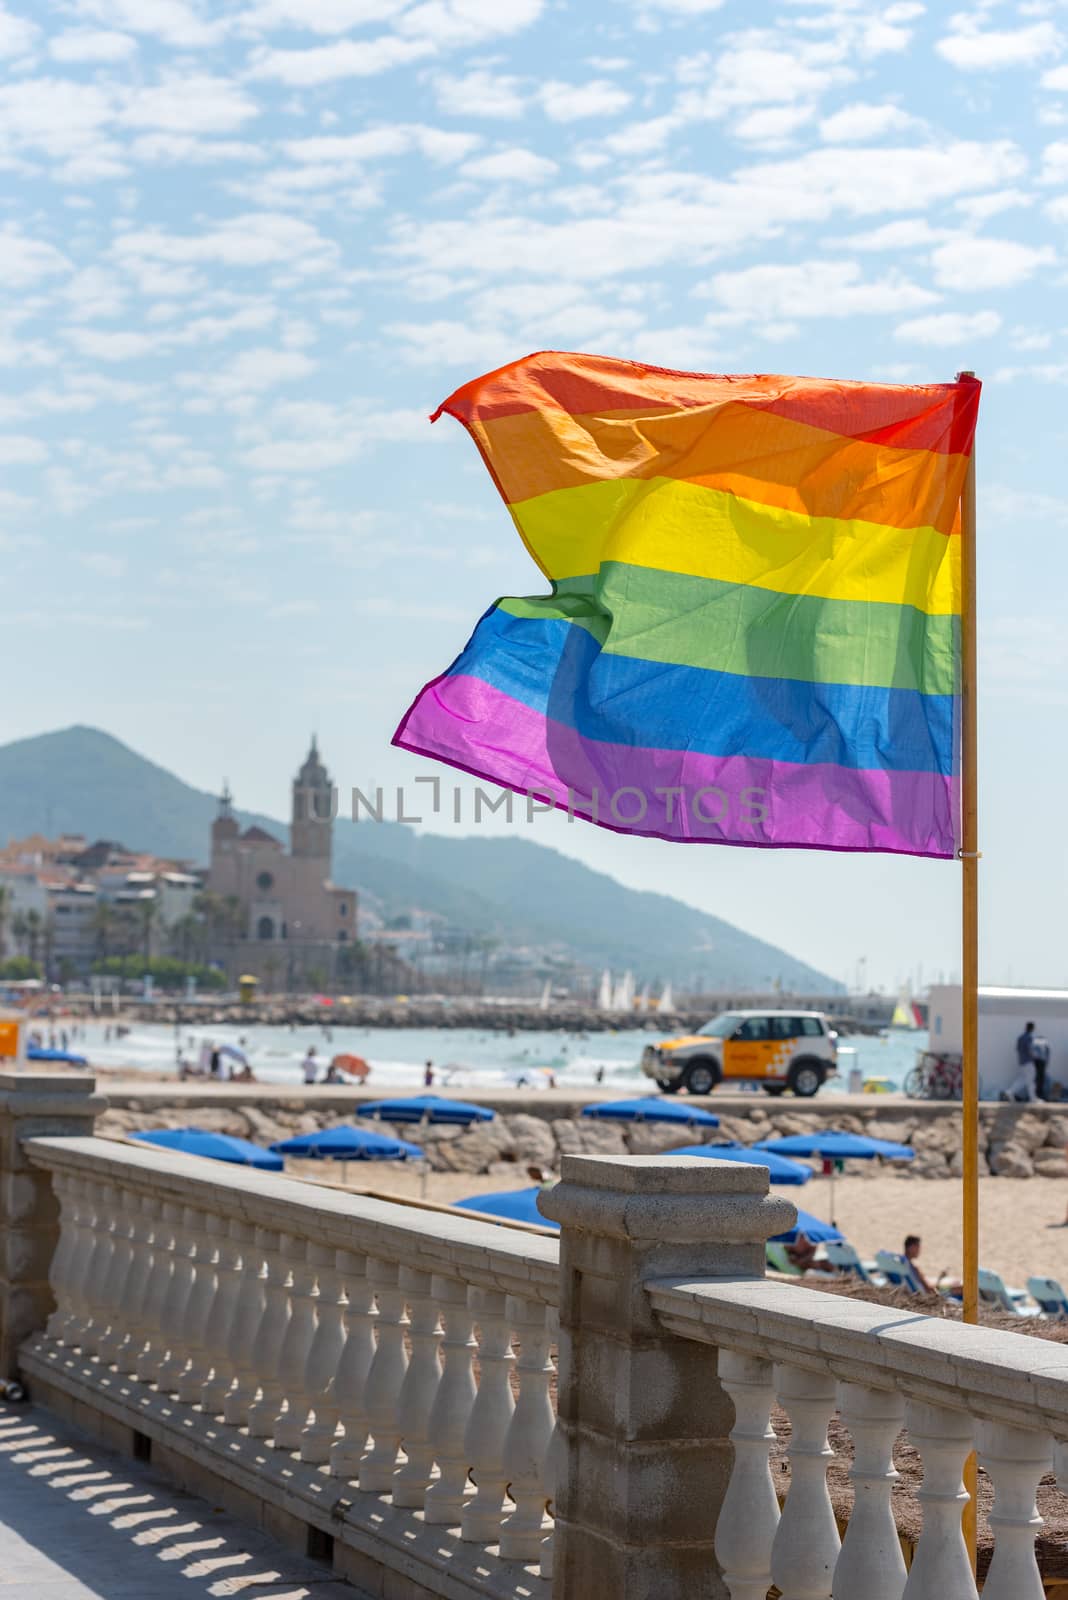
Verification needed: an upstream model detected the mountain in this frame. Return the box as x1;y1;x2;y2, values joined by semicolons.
0;726;841;991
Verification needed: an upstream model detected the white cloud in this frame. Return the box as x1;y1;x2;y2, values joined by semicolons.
117;75;260;135
1040;141;1068;186
249;35;435;85
819;102;916;142
701;259;937;319
239;398;428;470
631;0;724;11
677;45;854;117
955;188;1032;221
239;0;408;34
936;19;1061;70
433;69;524;118
72;0;222;48
0;228;71;286
113;213;338;275
895;309;1001;346
843;218;946;251
68;329;157;361
931;237;1055;290
462;148;558;183
180;346;316;402
0;436;48;464
734;105;815;144
1042;64;1068;92
538;79;632;122
395;0;544;46
0;5;37;56
49;28;137;61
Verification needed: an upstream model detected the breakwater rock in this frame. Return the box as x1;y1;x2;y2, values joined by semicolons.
95;1096;1068;1179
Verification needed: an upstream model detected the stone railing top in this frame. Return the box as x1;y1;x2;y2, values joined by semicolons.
648;1275;1068;1431
25;1134;560;1306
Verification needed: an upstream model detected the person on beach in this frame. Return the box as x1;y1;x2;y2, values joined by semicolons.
302;1046;318;1084
1003;1021;1038;1101
1033;1034;1051;1101
424;1060;434;1087
904;1235;934;1292
786;1233;820;1272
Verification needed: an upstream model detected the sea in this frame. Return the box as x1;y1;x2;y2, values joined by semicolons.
68;1016;926;1096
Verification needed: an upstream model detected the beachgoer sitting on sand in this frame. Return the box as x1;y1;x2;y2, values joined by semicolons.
904;1234;934;1292
786;1233;820;1272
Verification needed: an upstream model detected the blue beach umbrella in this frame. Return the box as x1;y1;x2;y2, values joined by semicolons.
359;1094;495;1125
755;1131;915;1162
270;1125;424;1159
454;1186;558;1230
771;1207;844;1245
581;1097;719;1127
132;1127;283;1171
664;1143;812;1184
754;1129;914;1223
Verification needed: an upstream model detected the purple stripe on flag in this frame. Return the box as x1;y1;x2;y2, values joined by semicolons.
393;672;959;858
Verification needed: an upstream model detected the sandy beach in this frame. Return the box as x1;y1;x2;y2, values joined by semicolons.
297;1162;1068;1288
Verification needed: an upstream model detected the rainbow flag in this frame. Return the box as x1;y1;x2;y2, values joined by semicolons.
393;352;980;858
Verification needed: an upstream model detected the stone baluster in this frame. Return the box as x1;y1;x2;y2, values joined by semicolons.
95;1186;140;1365
246;1227;291;1439
113;1194;161;1374
135;1199;178;1383
540;1404;561;1583
79;1180;117;1357
460;1286;515;1542
833;1382;906;1600
975;1419;1049;1600
65;1177;103;1349
156;1204;199;1393
330;1250;376;1479
901;1401;977;1600
424;1275;477;1524
715;1350;780;1600
177;1210;221;1404
300;1243;346;1463
223;1225;267;1427
272;1235;318;1450
499;1295;555;1560
770;1365;840;1600
357;1258;409;1491
45;1173;80;1342
200;1217;245;1415
392;1266;443;1508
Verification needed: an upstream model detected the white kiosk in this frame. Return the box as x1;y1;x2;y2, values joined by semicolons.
927;984;1068;1099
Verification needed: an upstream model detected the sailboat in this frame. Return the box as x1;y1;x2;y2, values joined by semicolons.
657;982;674;1013
597;970;613;1010
539;979;552;1011
612;971;635;1012
637;983;650;1012
890;986;922;1029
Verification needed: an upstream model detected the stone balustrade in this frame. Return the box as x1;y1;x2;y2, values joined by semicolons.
20;1133;560;1600
8;1089;1068;1600
647;1273;1068;1600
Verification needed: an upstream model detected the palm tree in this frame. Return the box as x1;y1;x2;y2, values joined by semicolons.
137;898;158;965
10;909;28;958
0;885;8;960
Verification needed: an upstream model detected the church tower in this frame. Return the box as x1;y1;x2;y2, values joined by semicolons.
211;781;239;855
291;736;334;865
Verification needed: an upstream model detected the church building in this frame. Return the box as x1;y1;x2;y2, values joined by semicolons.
207;739;356;983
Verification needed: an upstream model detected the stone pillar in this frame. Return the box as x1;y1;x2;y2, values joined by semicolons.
0;1071;104;1377
539;1152;794;1600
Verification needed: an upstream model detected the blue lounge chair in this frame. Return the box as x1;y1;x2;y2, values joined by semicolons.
1027;1275;1068;1317
978;1267;1040;1316
825;1241;883;1285
874;1251;927;1295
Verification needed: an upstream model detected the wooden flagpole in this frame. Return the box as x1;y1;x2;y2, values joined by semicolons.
957;370;979;1569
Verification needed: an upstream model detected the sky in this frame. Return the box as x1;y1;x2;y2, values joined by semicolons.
2;0;1067;992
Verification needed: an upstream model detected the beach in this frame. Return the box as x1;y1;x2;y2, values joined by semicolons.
267;1162;1060;1287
